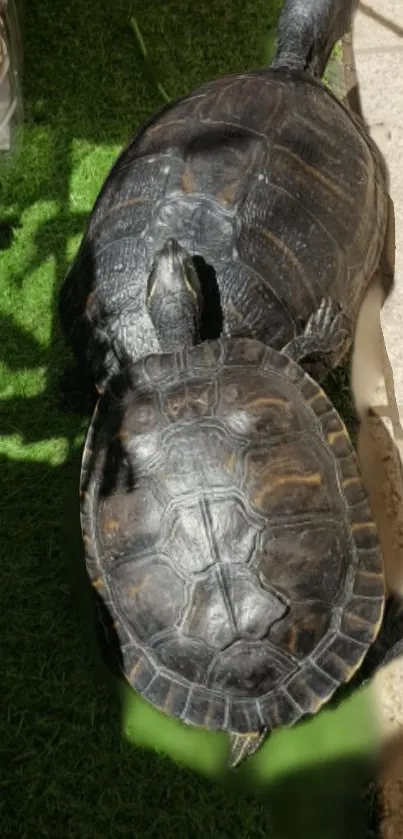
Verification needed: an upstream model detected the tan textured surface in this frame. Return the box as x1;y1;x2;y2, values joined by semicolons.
356;396;403;598
351;255;403;595
371;631;403;838
377;728;403;839
355;2;403;433
373;658;403;737
353;3;403;833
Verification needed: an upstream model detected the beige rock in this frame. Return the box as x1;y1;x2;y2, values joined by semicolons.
372;663;403;839
373;657;403;737
350;11;403;829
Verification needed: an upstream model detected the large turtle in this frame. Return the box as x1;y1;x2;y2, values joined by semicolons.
59;0;392;402
80;242;385;768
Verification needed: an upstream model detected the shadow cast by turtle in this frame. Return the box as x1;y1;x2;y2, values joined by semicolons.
195;255;223;340
357;408;403;598
251;753;379;839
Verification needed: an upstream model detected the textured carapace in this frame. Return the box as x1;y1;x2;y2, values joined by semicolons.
80;338;384;752
59;64;389;390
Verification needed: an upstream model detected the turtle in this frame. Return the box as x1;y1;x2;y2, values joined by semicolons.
58;0;393;406
79;250;385;769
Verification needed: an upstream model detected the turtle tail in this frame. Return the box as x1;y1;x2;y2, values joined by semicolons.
270;0;359;79
228;729;268;769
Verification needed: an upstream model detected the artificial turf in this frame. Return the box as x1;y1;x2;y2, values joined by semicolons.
0;2;381;837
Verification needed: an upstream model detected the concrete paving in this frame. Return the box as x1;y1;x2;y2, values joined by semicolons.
354;2;403;426
353;4;403;833
353;5;403;580
347;1;403;607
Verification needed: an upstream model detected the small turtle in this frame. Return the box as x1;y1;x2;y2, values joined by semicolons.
59;0;392;401
80;257;385;768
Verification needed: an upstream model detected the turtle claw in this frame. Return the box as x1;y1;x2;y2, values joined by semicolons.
227;729;267;769
283;297;351;371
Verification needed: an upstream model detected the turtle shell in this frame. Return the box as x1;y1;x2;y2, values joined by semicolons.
80;337;385;736
60;68;389;388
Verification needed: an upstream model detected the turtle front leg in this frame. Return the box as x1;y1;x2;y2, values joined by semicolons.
227;729;268;769
282;297;351;372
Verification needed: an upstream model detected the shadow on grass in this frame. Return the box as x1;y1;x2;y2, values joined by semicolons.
0;0;380;836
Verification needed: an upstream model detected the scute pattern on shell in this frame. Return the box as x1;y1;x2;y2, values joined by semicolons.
60;69;389;388
80;338;384;735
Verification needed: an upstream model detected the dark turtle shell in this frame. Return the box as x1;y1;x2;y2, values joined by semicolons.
80;337;385;738
60;68;389;389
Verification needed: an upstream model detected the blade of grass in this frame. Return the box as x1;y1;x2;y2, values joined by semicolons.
130;15;172;104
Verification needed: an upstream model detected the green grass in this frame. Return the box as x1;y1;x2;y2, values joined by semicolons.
0;2;380;837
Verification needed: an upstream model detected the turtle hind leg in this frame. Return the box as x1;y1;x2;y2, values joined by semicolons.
282;297;351;374
227;729;268;769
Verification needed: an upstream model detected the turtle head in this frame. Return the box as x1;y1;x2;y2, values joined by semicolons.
146;238;203;352
271;0;359;79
